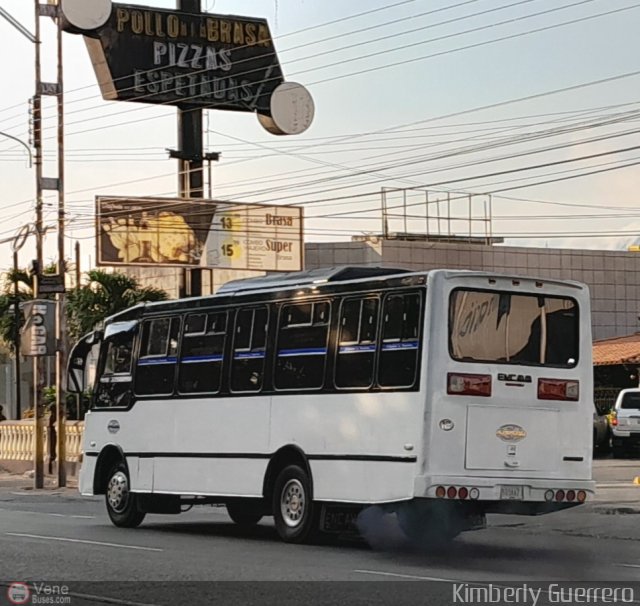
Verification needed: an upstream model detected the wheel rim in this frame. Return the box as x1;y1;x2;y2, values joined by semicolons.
280;479;306;528
107;470;130;513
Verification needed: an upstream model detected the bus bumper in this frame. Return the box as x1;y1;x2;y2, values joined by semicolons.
78;454;97;496
414;476;596;503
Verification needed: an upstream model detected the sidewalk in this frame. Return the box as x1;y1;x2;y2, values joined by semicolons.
0;470;78;493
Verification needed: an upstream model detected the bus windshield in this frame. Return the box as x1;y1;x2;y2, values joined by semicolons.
449;289;578;367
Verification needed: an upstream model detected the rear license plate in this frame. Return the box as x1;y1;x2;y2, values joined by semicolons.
500;485;524;500
321;507;360;533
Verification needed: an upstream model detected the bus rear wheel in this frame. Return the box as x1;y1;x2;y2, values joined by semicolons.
105;462;146;528
226;501;263;527
272;465;319;543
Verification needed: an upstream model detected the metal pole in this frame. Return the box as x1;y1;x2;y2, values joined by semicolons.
0;131;33;167
177;0;204;297
74;241;80;420
13;251;21;419
55;5;66;488
33;0;44;491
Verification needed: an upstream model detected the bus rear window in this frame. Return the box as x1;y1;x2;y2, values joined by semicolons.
449;289;578;368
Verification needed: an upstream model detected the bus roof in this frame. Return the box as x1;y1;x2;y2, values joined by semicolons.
102;267;586;325
215;266;412;294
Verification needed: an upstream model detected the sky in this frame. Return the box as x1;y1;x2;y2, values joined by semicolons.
0;0;639;271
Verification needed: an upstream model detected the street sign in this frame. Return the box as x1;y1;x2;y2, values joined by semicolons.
21;300;56;357
38;274;66;294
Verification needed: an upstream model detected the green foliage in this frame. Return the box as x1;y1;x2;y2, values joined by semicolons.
0;267;35;353
66;269;168;340
0;262;60;352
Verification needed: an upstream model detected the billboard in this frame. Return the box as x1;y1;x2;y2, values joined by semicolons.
206;203;303;272
96;196;303;271
80;3;284;114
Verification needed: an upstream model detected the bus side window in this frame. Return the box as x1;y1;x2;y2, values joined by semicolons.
135;317;180;396
335;297;379;389
379;293;422;388
231;306;269;393
275;301;330;391
178;311;227;394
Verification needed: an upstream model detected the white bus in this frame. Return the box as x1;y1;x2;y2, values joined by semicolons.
68;267;595;544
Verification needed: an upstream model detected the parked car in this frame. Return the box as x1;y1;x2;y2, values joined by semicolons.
611;388;640;458
593;402;611;453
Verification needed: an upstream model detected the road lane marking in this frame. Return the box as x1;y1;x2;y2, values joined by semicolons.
0;509;95;519
0;585;158;606
354;569;455;582
65;591;159;606
6;532;163;552
616;563;640;569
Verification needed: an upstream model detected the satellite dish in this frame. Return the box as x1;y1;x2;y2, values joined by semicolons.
60;0;112;33
258;82;315;136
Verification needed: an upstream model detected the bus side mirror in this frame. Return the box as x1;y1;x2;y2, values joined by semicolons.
68;362;85;395
67;330;103;394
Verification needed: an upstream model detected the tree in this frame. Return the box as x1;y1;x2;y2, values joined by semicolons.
66;270;168;340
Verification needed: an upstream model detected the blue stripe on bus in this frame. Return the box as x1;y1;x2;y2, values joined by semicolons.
278;348;327;357
138;357;177;366
339;344;376;354
181;355;223;364
382;340;420;351
234;351;266;360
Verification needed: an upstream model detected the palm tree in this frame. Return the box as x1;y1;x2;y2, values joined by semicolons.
0;267;40;352
66;270;168;340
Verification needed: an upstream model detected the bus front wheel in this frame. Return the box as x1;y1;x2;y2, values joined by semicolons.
105;462;146;528
272;464;319;543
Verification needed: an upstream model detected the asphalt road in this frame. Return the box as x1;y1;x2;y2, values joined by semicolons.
0;458;639;605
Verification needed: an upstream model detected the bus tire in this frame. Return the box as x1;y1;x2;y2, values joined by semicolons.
272;465;319;543
226;501;263;527
105;462;146;528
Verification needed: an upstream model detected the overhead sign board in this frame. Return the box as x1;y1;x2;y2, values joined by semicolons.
96;196;303;271
79;2;285;114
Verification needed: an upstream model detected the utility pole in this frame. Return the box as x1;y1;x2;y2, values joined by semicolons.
55;2;66;488
32;0;44;490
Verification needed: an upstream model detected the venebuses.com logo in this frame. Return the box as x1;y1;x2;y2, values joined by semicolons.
5;582;71;605
7;583;30;605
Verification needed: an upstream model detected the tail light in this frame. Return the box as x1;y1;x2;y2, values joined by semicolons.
538;378;579;401
577;490;587;503
610;413;618;426
555;489;565;501
448;373;491;397
447;486;458;499
566;490;576;502
435;486;446;498
458;487;469;499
